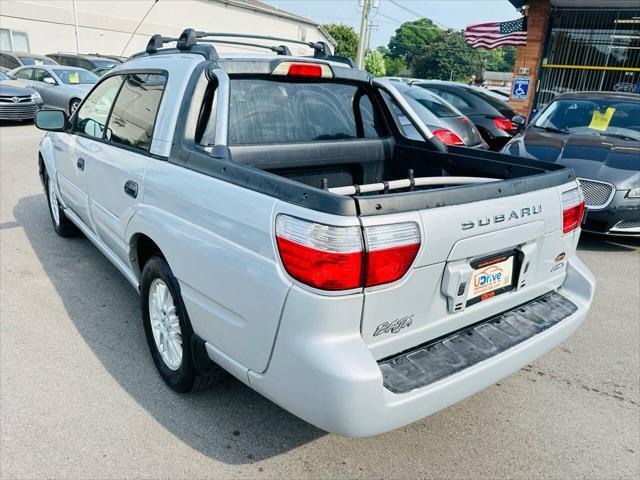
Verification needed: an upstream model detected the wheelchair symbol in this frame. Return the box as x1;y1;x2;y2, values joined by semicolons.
514;85;526;96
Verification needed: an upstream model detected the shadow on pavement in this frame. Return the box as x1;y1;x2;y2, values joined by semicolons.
14;194;325;465
578;231;640;253
0;119;35;127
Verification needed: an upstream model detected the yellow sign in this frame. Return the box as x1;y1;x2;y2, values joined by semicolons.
588;107;615;131
69;72;80;84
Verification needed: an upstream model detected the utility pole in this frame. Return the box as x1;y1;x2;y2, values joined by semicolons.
356;0;372;68
366;22;378;53
72;0;80;54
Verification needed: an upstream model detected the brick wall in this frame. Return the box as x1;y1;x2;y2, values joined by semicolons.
509;0;551;117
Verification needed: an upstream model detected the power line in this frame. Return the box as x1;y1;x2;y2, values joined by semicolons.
387;0;450;29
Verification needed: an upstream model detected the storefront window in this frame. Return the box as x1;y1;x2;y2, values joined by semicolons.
534;9;640;112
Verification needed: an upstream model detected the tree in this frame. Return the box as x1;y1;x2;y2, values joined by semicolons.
323;23;359;59
364;50;386;77
387;18;441;66
413;31;477;81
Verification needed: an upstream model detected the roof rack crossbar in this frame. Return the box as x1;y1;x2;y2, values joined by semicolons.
142;28;338;61
194;31;331;57
198;39;290;55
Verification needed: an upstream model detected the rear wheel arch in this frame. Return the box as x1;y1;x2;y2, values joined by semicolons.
130;233;166;279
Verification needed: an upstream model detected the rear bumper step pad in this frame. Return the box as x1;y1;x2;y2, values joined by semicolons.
379;291;578;394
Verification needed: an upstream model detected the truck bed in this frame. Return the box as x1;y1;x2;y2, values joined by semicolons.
226;137;575;216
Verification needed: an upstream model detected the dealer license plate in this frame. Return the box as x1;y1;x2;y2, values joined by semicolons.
467;252;516;306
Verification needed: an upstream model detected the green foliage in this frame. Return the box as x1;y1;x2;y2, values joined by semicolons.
413;31;476;81
364;50;386;77
323;23;359;59
388;18;440;66
388;18;518;81
384;56;405;76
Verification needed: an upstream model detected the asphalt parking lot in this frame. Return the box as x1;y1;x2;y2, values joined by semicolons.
1;122;638;480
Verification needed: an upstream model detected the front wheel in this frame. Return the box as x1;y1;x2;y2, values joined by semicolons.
45;173;79;237
69;98;81;115
140;255;225;392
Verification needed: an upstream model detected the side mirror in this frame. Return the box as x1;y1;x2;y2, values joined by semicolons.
511;115;526;127
43;77;56;85
35;109;69;131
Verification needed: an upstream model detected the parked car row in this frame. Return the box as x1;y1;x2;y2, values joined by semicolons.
0;50;123;121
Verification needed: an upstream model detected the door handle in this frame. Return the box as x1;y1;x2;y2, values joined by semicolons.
124;180;138;199
76;157;85;171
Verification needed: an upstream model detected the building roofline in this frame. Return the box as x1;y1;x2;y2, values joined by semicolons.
209;0;336;46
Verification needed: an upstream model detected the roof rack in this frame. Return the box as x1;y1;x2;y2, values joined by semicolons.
140;28;355;67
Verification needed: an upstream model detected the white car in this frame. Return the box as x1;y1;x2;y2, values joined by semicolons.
34;29;595;437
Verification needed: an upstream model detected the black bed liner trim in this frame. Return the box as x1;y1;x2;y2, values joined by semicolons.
379;291;578;394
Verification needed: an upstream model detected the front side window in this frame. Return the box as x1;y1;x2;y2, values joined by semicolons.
105;73;167;152
33;68;55;83
228;79;384;145
14;68;32;80
52;68;97;85
75;75;123;139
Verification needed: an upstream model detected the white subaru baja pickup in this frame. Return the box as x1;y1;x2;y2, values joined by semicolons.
35;29;595;437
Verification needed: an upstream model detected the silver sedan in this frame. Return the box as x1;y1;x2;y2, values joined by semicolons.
8;65;96;115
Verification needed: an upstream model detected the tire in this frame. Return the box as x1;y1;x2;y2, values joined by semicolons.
69;98;81;115
140;255;225;392
45;172;79;237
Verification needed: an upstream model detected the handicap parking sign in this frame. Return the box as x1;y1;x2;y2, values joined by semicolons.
512;76;530;100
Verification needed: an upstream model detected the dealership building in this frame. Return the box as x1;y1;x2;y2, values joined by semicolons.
508;0;640;117
0;0;334;58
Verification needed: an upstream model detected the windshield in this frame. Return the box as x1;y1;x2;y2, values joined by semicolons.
0;71;11;80
52;68;98;85
19;56;56;66
405;88;461;118
533;98;640;140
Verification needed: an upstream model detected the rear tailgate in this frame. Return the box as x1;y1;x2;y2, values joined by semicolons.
359;181;581;360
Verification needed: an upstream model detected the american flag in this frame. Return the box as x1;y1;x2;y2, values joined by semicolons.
464;17;528;49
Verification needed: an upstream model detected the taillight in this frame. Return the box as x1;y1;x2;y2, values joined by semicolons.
493;117;516;131
562;187;585;234
275;216;421;291
433;129;465;146
364;223;421;287
272;62;333;78
275;216;363;291
461;117;471;123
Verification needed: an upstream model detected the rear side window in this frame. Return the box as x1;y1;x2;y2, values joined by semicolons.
228;79;384;145
105;73;167;152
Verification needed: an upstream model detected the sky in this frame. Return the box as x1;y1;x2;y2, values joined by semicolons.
263;0;521;48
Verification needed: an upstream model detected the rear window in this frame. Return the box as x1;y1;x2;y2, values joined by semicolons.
18;56;56;65
228;79;384;145
405;88;461;118
470;88;514;113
